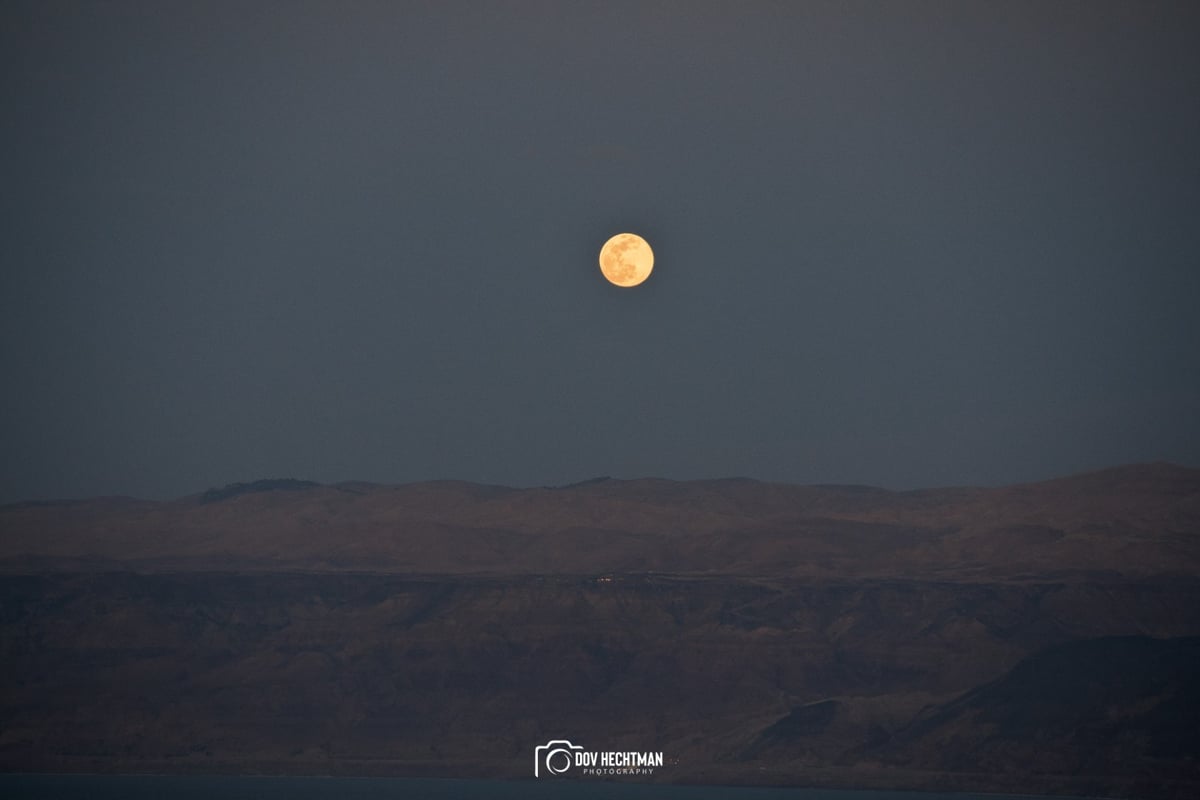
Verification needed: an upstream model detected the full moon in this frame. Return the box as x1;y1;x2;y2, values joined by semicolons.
598;233;654;287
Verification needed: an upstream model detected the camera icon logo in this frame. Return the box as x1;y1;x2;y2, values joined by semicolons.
534;739;583;777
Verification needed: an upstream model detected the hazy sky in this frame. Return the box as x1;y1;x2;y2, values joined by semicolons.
3;1;1199;502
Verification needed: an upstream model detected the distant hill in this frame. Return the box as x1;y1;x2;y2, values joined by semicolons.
1;462;1197;579
1;464;1198;797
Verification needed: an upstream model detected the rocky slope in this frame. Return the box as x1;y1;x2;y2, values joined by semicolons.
1;463;1199;797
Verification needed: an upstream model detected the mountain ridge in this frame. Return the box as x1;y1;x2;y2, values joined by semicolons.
2;463;1198;797
2;462;1197;580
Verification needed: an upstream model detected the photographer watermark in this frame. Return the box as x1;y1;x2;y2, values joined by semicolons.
534;739;664;777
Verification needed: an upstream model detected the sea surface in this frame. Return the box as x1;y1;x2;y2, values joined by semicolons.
0;774;1074;799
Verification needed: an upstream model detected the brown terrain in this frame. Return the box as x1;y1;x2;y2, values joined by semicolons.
1;463;1199;797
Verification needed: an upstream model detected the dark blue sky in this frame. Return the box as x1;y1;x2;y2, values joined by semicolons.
3;1;1198;502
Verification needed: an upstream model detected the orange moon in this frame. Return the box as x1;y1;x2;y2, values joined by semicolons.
598;233;654;287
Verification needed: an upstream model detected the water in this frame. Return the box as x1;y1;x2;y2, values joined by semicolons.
0;774;1073;799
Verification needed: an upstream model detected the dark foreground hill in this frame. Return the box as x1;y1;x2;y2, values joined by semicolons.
876;635;1200;780
1;464;1199;798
